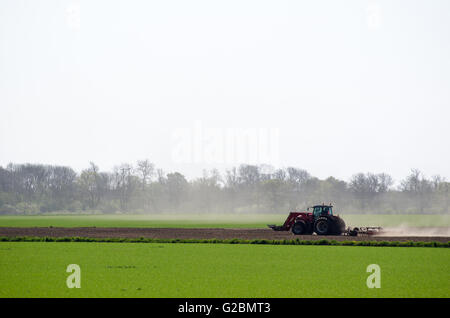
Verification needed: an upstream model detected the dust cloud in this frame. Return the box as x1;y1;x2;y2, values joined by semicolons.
378;225;450;237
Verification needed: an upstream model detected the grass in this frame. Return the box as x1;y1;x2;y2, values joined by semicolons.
0;213;448;228
1;236;449;248
0;242;448;297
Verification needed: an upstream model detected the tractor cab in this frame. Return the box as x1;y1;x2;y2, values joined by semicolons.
309;205;333;219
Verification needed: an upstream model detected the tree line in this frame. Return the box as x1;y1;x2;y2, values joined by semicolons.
0;161;448;214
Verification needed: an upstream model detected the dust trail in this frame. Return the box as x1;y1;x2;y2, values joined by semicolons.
378;224;450;237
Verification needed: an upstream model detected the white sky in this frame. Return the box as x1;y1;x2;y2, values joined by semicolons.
1;0;449;182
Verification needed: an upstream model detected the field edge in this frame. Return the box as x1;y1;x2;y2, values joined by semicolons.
1;236;449;248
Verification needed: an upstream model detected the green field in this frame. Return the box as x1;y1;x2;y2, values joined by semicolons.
0;242;448;297
0;214;448;228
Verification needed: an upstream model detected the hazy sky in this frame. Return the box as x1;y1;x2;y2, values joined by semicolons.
1;0;449;183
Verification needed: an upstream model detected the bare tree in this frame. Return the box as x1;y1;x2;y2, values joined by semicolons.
400;169;432;213
113;163;138;211
377;173;393;193
78;162;108;209
136;159;155;190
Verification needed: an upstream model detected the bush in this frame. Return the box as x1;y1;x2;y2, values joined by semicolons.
15;202;40;214
67;200;83;212
98;201;121;214
0;204;18;214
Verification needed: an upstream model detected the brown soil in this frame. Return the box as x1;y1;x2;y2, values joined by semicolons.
0;227;448;242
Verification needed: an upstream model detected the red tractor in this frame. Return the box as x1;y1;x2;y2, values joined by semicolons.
268;204;381;236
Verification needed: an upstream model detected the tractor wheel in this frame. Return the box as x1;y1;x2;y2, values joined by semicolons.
291;221;306;235
314;217;330;235
331;217;346;235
